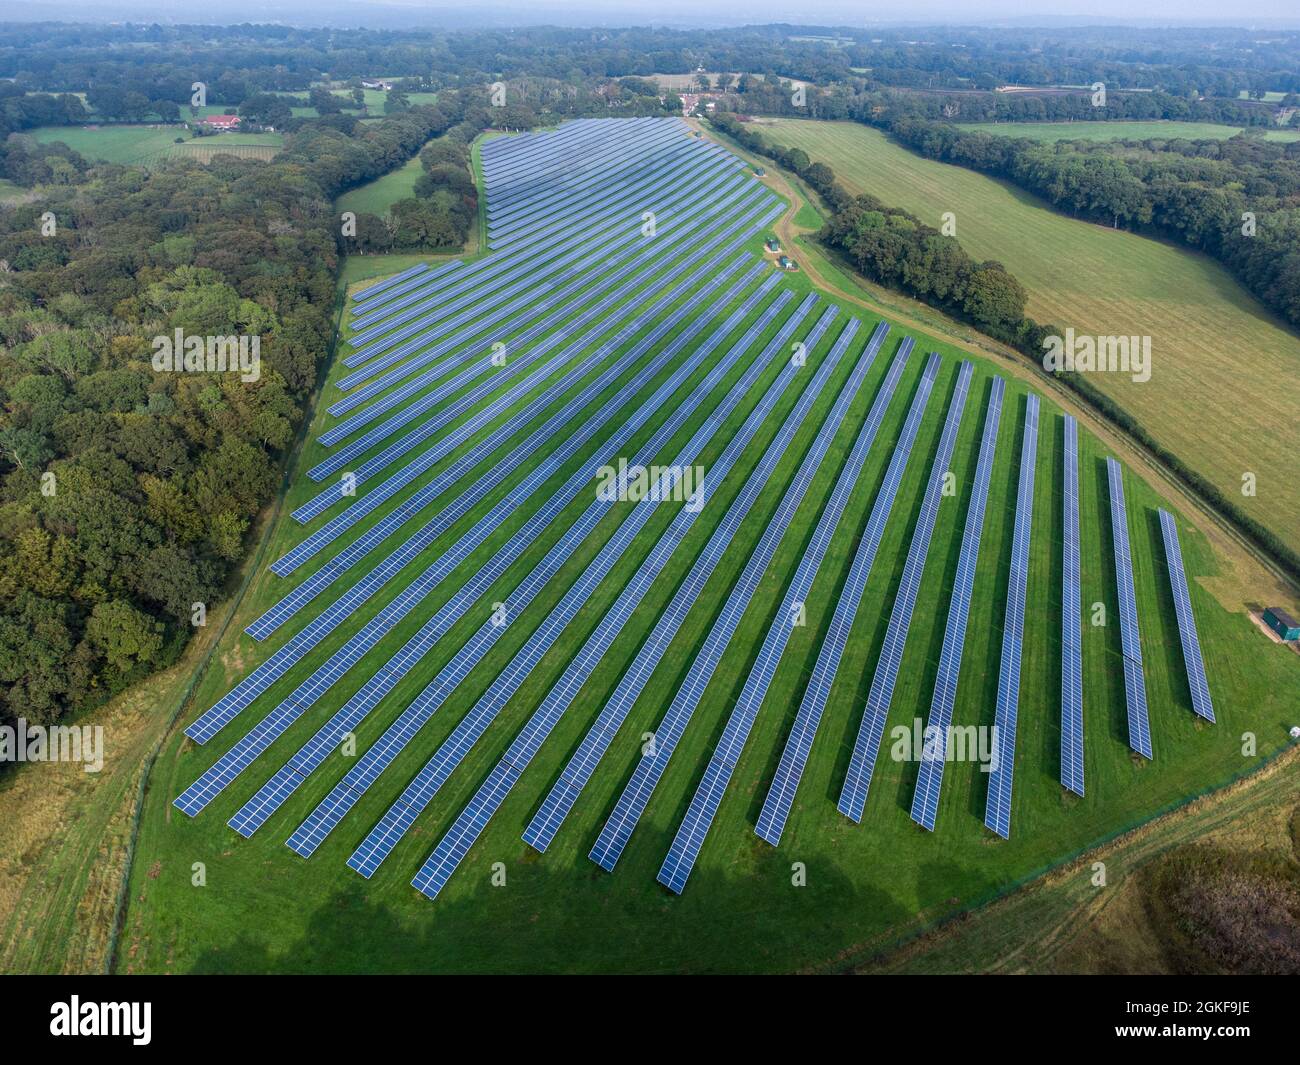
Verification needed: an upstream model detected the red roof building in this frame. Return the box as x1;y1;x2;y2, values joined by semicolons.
198;114;241;130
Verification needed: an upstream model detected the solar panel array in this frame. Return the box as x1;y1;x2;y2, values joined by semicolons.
187;278;806;821
168;115;1226;908
836;358;968;825
658;354;939;894
184;207;779;746
1107;457;1153;760
408;315;862;901
1158;509;1217;724
315;300;830;872
589;336;913;874
1060;415;1085;796
909;376;1004;832
523;320;892;856
227;270;790;839
984;394;1039;839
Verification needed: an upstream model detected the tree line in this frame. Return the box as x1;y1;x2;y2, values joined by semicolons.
0;106;466;728
710;111;1300;583
883;116;1300;336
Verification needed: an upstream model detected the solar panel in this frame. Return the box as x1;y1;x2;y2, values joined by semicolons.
266;297;822;849
1159;509;1216;723
247;264;775;648
524;319;892;855
189;283;805;823
1061;415;1085;796
589;334;912;873
909;375;1005;832
1107;457;1153;759
405;315;859;901
181;216;782;750
330;295;826;868
834;357;969;826
984;394;1040;839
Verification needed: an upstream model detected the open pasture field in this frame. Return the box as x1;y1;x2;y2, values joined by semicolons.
757;118;1300;551
117;118;1300;975
29;125;283;166
29;124;186;165
958;120;1300;143
337;154;426;217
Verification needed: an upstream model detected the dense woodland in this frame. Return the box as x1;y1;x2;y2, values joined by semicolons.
0;103;485;725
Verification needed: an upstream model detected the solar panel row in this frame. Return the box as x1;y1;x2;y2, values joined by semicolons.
589;335;913;874
226;276;793;835
281;200;780;566
181;285;808;816
1061;414;1085;796
253;266;777;644
984;394;1040;839
910;376;1005;832
524;319;893;855
836;357;969;826
405;315;859;901
330;295;826;868
189;244;780;748
1157;509;1216;724
347;262;462;324
289;192;774;533
1107;457;1153;760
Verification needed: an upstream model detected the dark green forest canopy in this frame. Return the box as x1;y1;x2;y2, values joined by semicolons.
0;105;477;726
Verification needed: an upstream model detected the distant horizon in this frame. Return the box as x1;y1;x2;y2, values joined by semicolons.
4;2;1300;32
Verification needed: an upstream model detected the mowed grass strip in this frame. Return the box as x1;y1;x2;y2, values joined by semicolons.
957;120;1300;143
757;118;1300;547
121;227;1300;973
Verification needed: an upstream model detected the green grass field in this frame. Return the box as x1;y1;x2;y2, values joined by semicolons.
756;118;1300;551
112;127;1300;973
958;120;1300;143
29;125;283;167
337;154;426;217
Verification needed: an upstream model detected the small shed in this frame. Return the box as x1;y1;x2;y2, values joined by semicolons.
778;255;797;271
1263;607;1300;641
764;238;781;253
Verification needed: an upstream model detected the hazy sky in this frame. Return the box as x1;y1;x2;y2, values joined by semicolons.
8;0;1300;26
